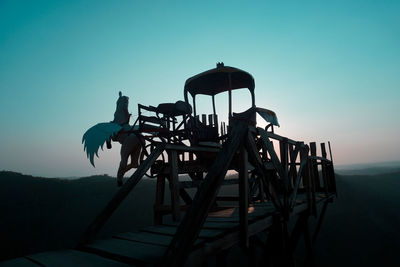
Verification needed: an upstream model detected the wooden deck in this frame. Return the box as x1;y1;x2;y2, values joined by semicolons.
0;194;333;266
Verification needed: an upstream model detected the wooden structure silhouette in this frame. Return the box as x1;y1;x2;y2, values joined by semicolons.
1;64;336;267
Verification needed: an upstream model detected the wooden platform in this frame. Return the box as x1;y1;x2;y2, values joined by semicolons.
0;194;333;267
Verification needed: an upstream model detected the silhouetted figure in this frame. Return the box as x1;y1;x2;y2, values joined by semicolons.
82;92;142;186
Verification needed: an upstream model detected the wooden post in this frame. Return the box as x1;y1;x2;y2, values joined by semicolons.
308;157;318;216
169;150;180;221
320;143;329;193
328;141;337;195
302;146;312;215
309;142;321;191
280;138;289;218
239;143;249;248
212;95;216;116
288;144;295;189
154;174;166;225
202;114;207;125
214;114;218;133
208;114;213;127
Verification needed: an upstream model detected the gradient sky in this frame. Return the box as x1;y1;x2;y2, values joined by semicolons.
0;0;399;177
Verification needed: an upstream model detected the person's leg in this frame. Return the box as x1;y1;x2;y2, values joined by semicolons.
130;135;142;168
117;140;131;186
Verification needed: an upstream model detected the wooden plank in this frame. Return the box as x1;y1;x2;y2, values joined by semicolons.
78;143;166;245
26;250;130;267
203;221;238;230
115;231;173;246
165;143;219;153
83;238;166;265
186;212;274;266
206;216;239;223
163;121;248;267
164;221;238;230
142;225;224;240
0;257;40;266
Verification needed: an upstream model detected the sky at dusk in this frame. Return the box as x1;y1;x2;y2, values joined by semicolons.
0;0;399;177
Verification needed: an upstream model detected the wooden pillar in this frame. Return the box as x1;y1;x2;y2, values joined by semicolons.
239;144;249;248
154;174;165;225
288;144;295;189
202;114;207;124
169;150;180;221
309;142;321;191
320;143;329;193
301;146;312;215
280;138;289;218
328;141;337;195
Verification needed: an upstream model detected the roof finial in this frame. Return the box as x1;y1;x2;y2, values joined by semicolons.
216;62;224;68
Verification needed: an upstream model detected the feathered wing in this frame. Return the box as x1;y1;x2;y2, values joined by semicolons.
82;122;122;167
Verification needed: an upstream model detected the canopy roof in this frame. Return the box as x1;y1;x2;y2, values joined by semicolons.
184;64;255;97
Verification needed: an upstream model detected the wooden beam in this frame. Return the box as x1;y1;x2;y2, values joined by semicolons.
320;143;330;193
257;128;285;180
78;143;166;246
154;174;166;225
165;143;219;153
245;132;282;211
280;138;289;217
169;150;180;221
309;142;321;191
162;121;248;267
289;145;309;210
288;143;301;189
239;144;249;248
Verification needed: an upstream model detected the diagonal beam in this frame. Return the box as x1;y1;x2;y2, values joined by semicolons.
290;145;309;209
257;128;285;179
77;143;166;246
162;121;248;267
245;132;282;211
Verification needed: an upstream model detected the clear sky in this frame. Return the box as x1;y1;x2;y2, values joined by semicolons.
0;0;399;177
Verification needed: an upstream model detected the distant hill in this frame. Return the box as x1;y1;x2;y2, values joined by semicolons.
0;171;156;261
1;169;400;266
336;161;400;175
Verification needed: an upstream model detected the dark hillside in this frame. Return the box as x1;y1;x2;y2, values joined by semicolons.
0;171;155;261
1;170;400;265
313;171;400;266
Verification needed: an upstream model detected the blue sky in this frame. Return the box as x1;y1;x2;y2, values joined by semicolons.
0;1;399;177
